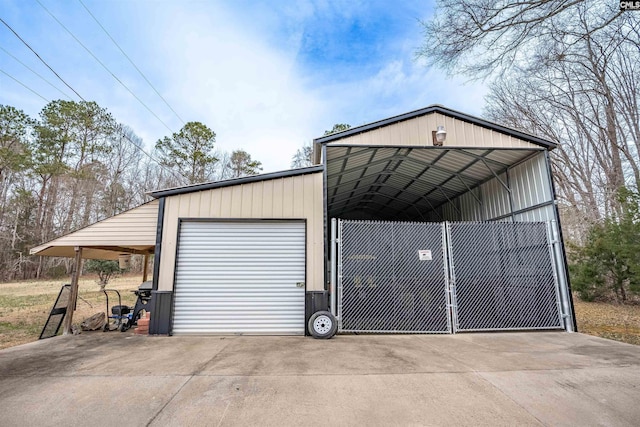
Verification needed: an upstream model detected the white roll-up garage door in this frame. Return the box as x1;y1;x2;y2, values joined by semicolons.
172;220;306;335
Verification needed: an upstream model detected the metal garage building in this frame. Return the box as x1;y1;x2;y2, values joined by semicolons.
31;105;576;336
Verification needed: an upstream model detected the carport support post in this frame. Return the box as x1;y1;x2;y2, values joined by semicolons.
142;254;149;282
63;246;83;335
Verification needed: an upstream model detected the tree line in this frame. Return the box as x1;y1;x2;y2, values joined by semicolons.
0;100;262;281
419;0;640;302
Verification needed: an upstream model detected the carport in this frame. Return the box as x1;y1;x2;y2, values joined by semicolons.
316;105;575;334
29;200;159;333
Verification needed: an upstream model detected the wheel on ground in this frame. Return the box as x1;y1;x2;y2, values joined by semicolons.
103;323;109;332
308;310;337;339
119;322;128;332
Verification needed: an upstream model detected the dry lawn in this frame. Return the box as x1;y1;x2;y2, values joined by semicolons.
2;278;640;349
573;298;640;345
0;275;143;350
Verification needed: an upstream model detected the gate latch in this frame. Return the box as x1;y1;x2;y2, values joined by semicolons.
296;282;305;288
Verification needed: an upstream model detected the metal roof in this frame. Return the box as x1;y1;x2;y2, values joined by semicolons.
30;200;158;259
326;145;543;221
150;165;324;198
315;105;557;150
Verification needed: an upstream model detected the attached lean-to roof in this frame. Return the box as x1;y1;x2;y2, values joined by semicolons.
314;104;557;150
30;200;159;259
149;165;324;198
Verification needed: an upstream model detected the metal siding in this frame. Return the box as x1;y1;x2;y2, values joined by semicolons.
510;154;552;211
158;172;324;292
441;202;460;221
458;190;484;221
482;175;511;220
30;200;159;257
514;205;555;222
433;153;552;222
325;113;539;149
172;221;306;335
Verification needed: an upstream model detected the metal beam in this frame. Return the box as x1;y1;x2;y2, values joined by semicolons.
456;148;512;169
86;245;153;255
332;190;433;219
337;148;403;207
331;149;378;200
480;158;510;192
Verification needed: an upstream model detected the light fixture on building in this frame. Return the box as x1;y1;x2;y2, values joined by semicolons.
432;125;447;146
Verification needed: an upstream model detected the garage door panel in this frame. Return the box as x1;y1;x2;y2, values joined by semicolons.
172;221;306;335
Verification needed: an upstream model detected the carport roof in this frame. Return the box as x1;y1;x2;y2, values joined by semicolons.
30;200;158;259
315;104;557;150
325;145;544;221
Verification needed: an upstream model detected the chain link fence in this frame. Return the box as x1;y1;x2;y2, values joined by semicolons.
338;220;450;333
336;219;563;334
447;222;562;331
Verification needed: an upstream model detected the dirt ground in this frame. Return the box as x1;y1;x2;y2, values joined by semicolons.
1;278;640;349
573;298;640;345
0;275;143;350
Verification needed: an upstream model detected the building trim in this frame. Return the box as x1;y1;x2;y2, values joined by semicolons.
151;197;165;292
544;150;578;332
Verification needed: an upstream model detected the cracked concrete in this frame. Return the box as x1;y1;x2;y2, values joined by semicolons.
1;332;639;426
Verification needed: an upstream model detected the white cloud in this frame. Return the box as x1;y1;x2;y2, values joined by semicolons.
123;2;325;173
310;55;488;130
0;0;488;175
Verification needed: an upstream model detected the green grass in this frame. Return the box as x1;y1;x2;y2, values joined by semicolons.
0;321;41;335
0;294;55;315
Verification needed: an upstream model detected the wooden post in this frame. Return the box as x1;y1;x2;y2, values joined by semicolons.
63;246;83;335
142;254;149;282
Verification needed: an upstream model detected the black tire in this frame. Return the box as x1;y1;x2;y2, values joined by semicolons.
308;310;337;339
119;322;128;332
103;323;109;332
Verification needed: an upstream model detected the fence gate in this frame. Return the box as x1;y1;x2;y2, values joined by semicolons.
335;220;563;334
446;222;563;332
337;220;451;333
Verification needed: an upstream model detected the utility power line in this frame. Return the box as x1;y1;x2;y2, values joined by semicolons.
1;14;185;184
0;46;73;100
0;68;49;102
36;0;176;135
78;0;186;126
0;17;84;100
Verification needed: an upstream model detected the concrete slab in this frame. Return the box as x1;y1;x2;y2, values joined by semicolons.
149;374;540;426
1;331;639;426
0;375;189;426
199;334;465;376
480;367;640;426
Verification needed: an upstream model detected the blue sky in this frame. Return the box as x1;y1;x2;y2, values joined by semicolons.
0;0;487;172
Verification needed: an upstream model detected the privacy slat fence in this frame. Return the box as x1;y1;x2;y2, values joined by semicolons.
337;219;563;334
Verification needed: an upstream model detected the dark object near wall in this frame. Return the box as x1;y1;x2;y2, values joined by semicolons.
149;290;173;335
305;291;329;336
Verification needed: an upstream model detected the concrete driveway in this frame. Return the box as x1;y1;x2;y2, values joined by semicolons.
1;332;639;426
